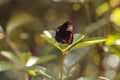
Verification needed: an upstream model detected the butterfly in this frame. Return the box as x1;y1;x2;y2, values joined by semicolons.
55;21;73;44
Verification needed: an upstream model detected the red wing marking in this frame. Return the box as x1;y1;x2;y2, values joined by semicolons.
68;33;73;44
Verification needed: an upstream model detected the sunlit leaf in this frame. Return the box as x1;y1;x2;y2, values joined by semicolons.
41;30;105;54
20;52;39;66
105;32;120;57
26;56;39;66
42;30;72;52
6;13;33;34
41;34;62;51
0;61;13;72
20;52;32;65
105;33;120;45
43;30;55;39
41;30;85;53
69;37;106;51
96;2;109;16
41;30;62;51
110;8;120;26
0;51;21;64
96;0;115;16
22;66;55;79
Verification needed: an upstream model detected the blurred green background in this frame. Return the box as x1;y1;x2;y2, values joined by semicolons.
0;0;120;80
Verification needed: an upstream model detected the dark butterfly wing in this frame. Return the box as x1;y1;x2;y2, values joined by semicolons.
55;21;73;44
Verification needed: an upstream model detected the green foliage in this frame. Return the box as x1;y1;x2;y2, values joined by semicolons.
1;0;120;80
0;52;56;80
41;30;105;54
85;18;106;35
0;61;14;71
20;52;32;65
0;51;21;65
68;37;105;51
0;29;105;80
31;75;51;80
22;66;55;80
105;32;120;57
64;47;91;70
35;50;61;64
76;77;109;80
40;30;105;80
96;0;115;16
110;8;120;26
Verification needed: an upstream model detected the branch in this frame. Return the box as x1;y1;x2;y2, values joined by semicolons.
0;25;22;62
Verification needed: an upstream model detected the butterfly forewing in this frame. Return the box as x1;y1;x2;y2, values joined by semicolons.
55;21;73;44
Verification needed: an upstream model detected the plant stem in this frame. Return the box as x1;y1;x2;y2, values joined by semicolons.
96;44;104;76
60;54;65;80
4;35;21;59
84;2;92;25
0;25;25;80
0;25;22;63
25;73;29;80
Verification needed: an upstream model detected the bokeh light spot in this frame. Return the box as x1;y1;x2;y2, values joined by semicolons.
72;3;81;11
110;8;120;26
107;54;119;69
0;33;4;39
115;39;120;45
43;30;52;38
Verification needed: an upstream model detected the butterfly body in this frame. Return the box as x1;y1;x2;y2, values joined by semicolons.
55;21;73;44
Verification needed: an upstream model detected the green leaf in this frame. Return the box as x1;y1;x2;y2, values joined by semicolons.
73;33;84;42
43;30;55;39
41;30;105;54
105;33;119;45
20;52;32;65
31;75;53;80
85;18;106;35
0;61;13;72
35;49;61;65
22;66;55;80
31;75;44;80
25;56;39;66
41;30;85;53
105;32;120;57
0;51;21;64
41;30;69;52
69;37;106;51
41;34;61;51
96;0;115;16
35;53;60;65
110;8;120;26
6;13;33;34
64;47;91;70
76;77;109;80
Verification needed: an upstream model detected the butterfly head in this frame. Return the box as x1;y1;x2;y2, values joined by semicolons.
66;23;73;32
60;21;73;32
